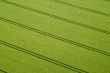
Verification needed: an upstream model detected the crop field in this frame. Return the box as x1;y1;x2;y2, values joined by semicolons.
0;0;110;73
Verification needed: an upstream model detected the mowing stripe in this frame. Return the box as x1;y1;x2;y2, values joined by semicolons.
0;17;110;57
51;0;110;17
0;0;110;34
0;40;88;73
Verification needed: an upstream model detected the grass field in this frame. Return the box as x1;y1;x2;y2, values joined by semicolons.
0;0;110;73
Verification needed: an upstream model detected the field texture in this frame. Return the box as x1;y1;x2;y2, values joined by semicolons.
0;0;110;73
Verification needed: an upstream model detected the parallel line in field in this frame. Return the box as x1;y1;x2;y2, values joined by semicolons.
1;0;110;34
0;17;110;57
51;0;110;17
0;40;88;73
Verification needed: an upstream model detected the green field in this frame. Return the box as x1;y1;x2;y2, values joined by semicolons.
0;0;110;73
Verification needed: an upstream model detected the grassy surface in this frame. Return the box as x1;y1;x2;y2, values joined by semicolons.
0;0;110;73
